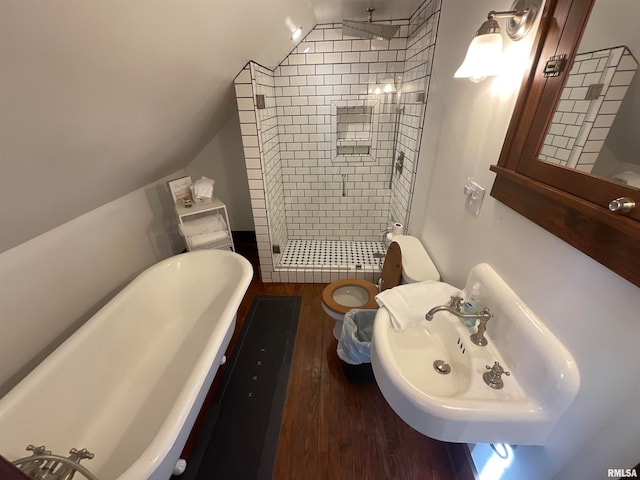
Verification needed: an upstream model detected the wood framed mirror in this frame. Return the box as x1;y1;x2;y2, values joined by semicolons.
490;0;640;287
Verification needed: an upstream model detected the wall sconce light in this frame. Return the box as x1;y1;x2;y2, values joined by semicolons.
455;0;540;82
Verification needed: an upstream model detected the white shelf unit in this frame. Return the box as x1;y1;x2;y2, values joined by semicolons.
175;198;234;252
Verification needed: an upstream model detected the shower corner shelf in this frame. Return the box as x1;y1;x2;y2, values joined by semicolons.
175;198;235;252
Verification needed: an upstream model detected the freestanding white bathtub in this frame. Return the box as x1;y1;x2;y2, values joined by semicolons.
0;249;253;479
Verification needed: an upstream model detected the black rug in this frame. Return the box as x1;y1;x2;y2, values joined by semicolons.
185;295;301;480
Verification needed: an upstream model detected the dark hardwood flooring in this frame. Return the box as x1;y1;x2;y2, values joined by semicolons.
270;281;455;480
182;235;463;479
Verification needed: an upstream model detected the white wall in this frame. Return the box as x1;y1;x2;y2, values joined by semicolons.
412;1;640;478
187;89;255;231
0;172;185;397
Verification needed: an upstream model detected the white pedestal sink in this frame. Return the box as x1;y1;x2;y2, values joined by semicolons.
371;263;580;445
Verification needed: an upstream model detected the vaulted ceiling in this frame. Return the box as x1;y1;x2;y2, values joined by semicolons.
0;0;422;252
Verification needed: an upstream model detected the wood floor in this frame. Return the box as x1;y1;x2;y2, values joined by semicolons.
232;240;458;480
182;237;466;479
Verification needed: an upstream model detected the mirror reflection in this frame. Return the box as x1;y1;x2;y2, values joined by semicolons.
539;0;640;190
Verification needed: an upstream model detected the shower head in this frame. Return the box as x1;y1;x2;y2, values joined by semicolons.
342;8;400;40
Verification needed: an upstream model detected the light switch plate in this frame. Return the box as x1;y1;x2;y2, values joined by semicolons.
464;180;485;216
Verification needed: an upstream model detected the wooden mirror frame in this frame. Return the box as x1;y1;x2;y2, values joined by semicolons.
490;0;640;287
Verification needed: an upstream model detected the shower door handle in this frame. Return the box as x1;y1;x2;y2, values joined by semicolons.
342;174;347;197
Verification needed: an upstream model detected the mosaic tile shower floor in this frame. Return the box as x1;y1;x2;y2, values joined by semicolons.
279;240;386;269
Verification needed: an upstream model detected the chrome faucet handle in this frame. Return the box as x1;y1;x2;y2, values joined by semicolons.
448;295;464;311
483;361;510;389
69;448;95;461
26;445;51;456
485;361;510;376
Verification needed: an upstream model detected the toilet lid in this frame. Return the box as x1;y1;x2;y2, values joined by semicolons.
380;241;402;291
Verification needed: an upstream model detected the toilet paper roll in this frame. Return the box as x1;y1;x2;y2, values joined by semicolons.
392;223;404;236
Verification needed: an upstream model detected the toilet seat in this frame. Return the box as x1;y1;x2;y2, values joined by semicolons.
322;242;403;317
322;279;379;315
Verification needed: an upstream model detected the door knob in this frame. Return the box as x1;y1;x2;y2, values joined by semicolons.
608;197;635;213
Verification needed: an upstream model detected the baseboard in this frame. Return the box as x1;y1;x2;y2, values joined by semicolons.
231;231;256;244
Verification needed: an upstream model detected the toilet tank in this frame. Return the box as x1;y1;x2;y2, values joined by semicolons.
392;235;440;283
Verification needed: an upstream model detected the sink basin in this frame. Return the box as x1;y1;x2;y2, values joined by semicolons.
371;263;580;445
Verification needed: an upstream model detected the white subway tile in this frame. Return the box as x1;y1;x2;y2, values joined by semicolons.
282;86;300;96
342;52;360;63
236;97;255;111
369;62;388;73
289;54;306;65
389;38;407;50
298;65;315;75
371;39;389;50
324;52;342;63
298;42;315;54
324;74;342;85
238;110;256;124
305;29;324;42
290;76;308;86
316;64;333;74
333;40;353;52
379;51;398;62
240;123;258;136
352;40;371;51
351;63;369;74
299;85;317;96
324;28;343;41
360;51;379;62
234;83;254;98
306;53;324;64
280;65;298;76
341;74;359;84
307;75;324;85
316;41;334;53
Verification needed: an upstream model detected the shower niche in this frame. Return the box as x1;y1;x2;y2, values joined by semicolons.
331;101;380;162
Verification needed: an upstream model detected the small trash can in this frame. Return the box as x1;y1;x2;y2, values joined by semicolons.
336;309;377;383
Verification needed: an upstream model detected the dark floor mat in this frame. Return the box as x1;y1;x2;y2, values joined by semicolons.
185;295;301;480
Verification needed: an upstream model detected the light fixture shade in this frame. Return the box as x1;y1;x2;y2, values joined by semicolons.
454;33;503;82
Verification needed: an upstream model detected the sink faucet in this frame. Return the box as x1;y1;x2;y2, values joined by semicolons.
425;295;489;322
425;295;493;346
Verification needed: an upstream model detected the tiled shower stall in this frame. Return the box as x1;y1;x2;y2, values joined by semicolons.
235;0;441;282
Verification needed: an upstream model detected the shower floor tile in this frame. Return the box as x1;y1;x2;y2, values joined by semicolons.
279;240;386;268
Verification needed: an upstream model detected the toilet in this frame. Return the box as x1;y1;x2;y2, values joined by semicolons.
322;235;440;339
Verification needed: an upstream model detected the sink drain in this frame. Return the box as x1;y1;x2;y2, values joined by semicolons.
433;360;451;374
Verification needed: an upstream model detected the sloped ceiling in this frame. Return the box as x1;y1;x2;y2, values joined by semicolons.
0;0;421;252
